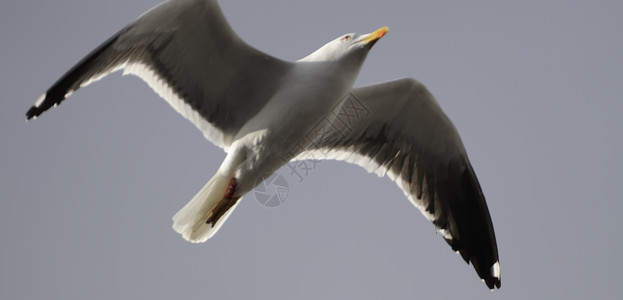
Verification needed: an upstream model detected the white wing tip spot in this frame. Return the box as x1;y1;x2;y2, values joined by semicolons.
34;93;46;107
64;89;74;99
491;261;501;279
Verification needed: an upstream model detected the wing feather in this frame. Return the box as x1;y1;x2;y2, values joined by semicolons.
26;0;292;149
297;78;501;289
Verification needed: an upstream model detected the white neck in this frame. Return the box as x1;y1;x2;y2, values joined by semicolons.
298;43;341;62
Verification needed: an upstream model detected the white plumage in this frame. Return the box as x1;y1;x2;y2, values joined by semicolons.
26;0;500;289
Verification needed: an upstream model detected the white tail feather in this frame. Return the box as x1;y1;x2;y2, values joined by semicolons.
172;174;241;243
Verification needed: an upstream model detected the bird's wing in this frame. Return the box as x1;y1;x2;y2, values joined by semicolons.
295;78;501;289
26;0;292;149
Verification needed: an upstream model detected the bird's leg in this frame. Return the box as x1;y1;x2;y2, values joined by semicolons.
206;178;240;226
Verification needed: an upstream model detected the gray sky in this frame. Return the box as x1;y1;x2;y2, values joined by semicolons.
2;0;622;299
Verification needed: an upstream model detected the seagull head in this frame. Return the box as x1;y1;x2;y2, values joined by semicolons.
299;26;389;62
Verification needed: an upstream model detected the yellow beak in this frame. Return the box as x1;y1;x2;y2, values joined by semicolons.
361;26;389;45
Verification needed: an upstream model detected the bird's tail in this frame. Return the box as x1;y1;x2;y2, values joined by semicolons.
172;173;241;243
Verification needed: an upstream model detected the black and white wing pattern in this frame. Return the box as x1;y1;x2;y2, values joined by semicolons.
297;78;501;289
26;0;292;149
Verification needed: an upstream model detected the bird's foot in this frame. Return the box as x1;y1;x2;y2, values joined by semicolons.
206;178;240;226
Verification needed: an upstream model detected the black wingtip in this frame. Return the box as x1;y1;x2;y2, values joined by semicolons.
485;275;502;290
26;92;59;121
26;105;40;121
26;93;45;120
434;160;501;290
488;261;502;289
25;29;124;122
449;237;501;290
476;260;501;290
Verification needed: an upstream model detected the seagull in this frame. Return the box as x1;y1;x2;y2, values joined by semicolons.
26;0;500;289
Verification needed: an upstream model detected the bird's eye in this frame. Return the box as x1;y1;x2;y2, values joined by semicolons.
342;35;352;41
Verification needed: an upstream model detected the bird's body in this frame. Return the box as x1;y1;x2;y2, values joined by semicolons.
173;50;370;241
26;0;501;289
